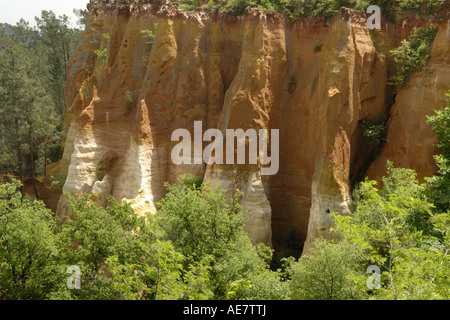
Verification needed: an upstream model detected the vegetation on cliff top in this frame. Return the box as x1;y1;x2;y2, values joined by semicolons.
86;0;446;19
175;0;446;18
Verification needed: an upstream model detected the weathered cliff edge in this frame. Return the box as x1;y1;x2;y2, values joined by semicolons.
48;0;450;252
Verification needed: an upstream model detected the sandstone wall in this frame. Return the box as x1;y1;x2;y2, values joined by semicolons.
367;18;450;183
49;1;450;253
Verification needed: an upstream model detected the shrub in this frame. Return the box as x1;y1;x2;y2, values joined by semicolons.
286;238;367;300
174;0;443;20
94;32;110;59
177;173;204;189
0;180;62;299
425;92;450;213
397;0;445;12
94;48;107;59
426;92;450;159
360;114;388;148
332;161;449;299
156;182;245;261
287;75;297;93
155;176;286;299
177;0;203;11
141;23;158;45
389;25;437;89
50;175;67;189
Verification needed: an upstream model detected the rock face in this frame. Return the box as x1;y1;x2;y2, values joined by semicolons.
367;18;450;183
50;0;449;253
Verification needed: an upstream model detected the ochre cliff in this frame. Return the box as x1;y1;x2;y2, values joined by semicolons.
48;0;450;253
367;18;450;183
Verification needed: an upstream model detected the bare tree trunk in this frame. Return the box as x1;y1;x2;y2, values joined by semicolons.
28;122;39;199
0;123;7;175
15;118;24;195
43;142;47;179
60;29;68;120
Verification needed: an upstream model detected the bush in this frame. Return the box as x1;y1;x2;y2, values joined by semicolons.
332;161;449;299
94;48;107;59
178;173;204;189
50;175;66;189
286;238;367;300
47;143;64;163
141;23;158;45
425;93;450;213
156;181;246;262
177;0;203;11
360;114;388;148
156;177;287;299
389;25;437;89
397;0;445;12
426;92;450;159
0;180;62;299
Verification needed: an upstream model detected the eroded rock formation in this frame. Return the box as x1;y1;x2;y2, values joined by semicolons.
367;18;450;183
48;0;450;253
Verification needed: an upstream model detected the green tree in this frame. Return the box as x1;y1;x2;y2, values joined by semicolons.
53;192;210;300
0;180;62;299
73;8;89;29
286;238;367;300
389;26;437;89
0;27;56;196
35;10;82;120
155;176;287;299
0;20;72;187
156;178;246;262
54;193;155;299
0;176;289;300
332;162;449;299
425;93;450;213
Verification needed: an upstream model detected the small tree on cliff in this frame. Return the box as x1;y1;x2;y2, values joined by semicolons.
389;25;437;89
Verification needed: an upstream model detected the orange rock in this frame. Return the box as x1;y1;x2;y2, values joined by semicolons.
50;1;449;253
367;19;450;184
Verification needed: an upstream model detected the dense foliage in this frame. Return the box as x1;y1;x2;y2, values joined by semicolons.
331;163;449;299
290;95;450;300
425;93;450;213
0;12;83;197
0;180;62;299
0;175;289;300
1;150;448;299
